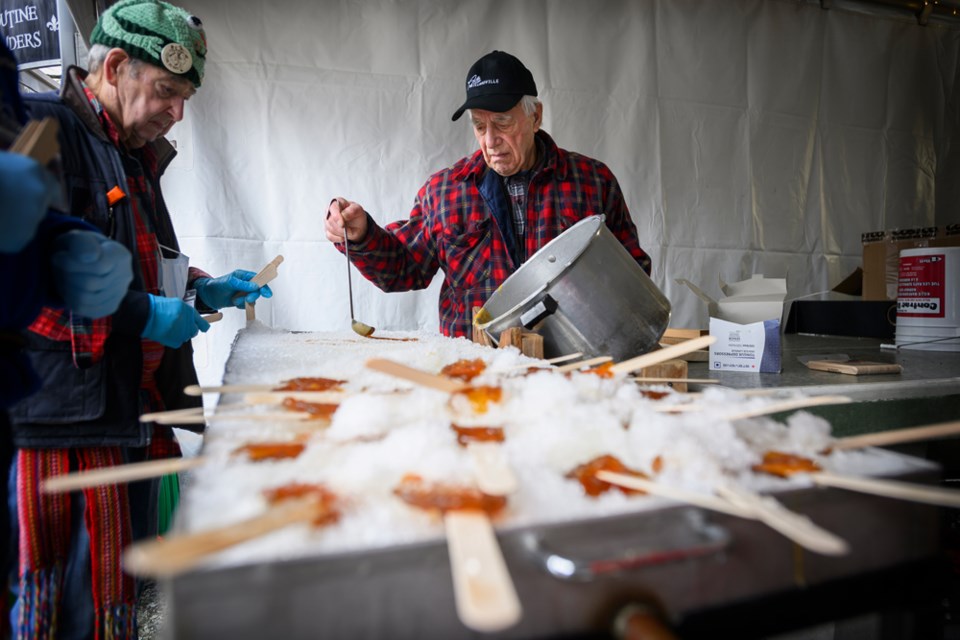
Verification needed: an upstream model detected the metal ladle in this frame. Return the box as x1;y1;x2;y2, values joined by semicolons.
337;199;375;337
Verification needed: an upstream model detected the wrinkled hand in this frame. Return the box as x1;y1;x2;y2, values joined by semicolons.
142;294;210;347
194;269;273;310
324;197;368;244
51;230;134;318
0;151;61;253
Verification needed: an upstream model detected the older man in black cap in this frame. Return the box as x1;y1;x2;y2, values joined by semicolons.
326;50;651;337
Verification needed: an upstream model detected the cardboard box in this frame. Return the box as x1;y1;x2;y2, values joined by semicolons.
862;224;960;301
677;274;787;325
677;274;786;373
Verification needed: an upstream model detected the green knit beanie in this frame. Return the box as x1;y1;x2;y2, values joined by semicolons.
90;0;206;87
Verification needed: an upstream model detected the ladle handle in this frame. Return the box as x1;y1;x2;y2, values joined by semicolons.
344;235;355;318
335;197;357;319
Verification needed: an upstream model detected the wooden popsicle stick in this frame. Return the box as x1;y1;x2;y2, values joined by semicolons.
810;472;960;508
140;406;205;422
444;510;522;633
595;471;754;518
184;383;278;396
241;387;408;406
365;358;467;393
648;395;852;416
45;428;342;494
832;420;960;451
151;414;207;425
490;352;585;373
9;120;39;154
157;412;317;425
123;496;324;578
243;390;348;405
468;442;518;496
251;255;284;287
555;356;613;373
202;312;223;323
715;484;849;556
597;471;849;556
242;255;284;322
609;336;717;376
11;117;59;163
721;395;852;421
42;456;205;494
142;403;331;425
633;377;720;385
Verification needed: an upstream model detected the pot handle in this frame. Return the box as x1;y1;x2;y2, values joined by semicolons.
519;510;730;582
520;294;558;329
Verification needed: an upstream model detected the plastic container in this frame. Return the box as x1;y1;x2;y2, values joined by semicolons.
895;246;960;351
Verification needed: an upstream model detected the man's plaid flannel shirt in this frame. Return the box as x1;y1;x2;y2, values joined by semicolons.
345;131;651;337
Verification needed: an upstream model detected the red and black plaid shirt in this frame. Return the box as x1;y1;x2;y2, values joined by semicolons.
346;131;651;337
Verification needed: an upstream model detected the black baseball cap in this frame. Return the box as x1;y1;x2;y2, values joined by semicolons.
451;51;538;121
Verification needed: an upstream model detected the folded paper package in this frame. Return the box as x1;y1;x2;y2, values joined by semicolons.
676;274;786;373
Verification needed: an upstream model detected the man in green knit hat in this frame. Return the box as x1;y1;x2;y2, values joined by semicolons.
85;0;206;149
7;2;272;637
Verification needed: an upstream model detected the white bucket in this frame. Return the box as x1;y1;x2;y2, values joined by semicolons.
895;246;960;351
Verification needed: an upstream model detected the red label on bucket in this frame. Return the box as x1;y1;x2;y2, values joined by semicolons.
897;254;946;318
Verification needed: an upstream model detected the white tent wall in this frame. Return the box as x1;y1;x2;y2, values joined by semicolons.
156;0;960;386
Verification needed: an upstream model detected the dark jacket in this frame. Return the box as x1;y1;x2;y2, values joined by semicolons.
8;67;201;448
1;44;92;410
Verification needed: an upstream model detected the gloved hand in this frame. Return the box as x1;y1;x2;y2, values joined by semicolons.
194;269;273;310
0;151;61;253
51;230;134;318
142;294;210;348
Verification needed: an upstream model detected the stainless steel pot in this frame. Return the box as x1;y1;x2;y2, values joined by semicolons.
478;215;671;361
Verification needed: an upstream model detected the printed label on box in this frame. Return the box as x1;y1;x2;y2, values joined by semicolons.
709;317;782;373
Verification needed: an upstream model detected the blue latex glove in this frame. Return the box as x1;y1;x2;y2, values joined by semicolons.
142;294;210;348
194;269;273;310
51;230;134;318
0;151;61;253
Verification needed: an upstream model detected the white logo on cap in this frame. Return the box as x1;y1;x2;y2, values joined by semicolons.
161;42;193;75
467;74;499;90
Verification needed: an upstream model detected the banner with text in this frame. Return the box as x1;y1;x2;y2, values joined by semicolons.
1;0;59;69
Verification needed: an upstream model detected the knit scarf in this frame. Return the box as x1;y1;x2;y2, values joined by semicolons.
15;448;137;640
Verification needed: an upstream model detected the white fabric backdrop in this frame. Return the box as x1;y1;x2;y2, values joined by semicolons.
156;0;960;384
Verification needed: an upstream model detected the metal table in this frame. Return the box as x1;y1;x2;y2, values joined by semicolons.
162;330;954;639
688;333;960;401
688;333;960;477
166;490;942;640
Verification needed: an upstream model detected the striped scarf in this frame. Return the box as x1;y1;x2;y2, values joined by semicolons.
15;448;136;640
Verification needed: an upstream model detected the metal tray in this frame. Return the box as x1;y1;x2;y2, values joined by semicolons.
164;472;940;639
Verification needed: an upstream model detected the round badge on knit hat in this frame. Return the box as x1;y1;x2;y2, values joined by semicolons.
90;0;207;87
